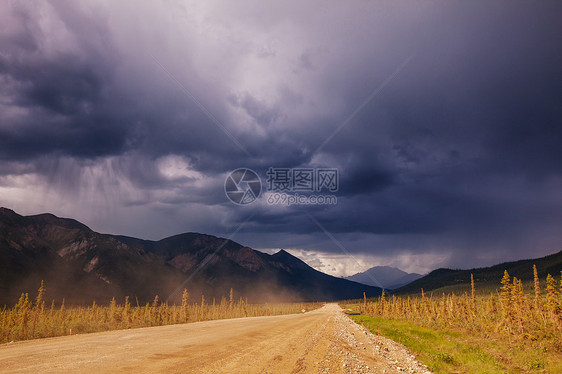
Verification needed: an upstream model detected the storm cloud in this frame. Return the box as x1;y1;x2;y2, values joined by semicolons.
1;0;561;275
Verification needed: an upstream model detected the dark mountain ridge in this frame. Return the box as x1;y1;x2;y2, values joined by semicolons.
345;266;423;289
393;249;562;295
0;208;381;305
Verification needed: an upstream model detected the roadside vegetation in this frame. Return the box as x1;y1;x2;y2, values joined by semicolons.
344;265;562;373
1;283;320;343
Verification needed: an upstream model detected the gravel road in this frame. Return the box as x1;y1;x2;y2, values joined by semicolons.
0;304;431;373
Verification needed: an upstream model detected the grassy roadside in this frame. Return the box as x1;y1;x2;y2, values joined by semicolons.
1;283;322;344
343;305;562;373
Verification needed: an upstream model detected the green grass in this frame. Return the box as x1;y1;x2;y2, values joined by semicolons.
347;311;562;373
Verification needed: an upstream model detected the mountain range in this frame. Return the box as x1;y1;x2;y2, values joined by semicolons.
345;266;423;290
393;249;562;295
0;208;382;305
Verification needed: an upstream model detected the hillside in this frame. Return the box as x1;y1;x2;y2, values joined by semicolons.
0;208;381;305
345;266;422;289
393;249;562;295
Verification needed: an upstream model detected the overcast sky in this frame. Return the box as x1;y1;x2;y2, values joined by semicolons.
1;0;561;276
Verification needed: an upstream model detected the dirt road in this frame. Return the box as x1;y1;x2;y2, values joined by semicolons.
0;304;430;373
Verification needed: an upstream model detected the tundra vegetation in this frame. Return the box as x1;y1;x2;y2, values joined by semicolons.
1;283;320;343
345;265;562;373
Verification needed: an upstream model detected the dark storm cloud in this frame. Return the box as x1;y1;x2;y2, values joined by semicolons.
1;0;561;271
